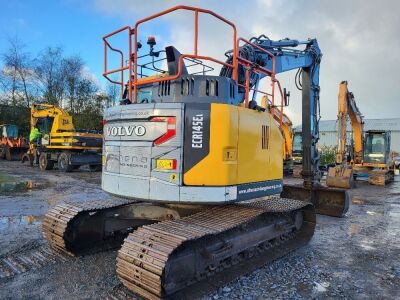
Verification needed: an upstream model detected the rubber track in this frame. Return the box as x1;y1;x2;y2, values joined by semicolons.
116;197;313;299
42;199;135;256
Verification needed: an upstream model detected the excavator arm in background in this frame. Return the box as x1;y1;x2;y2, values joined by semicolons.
334;81;364;165
327;81;364;189
30;103;75;133
262;95;294;173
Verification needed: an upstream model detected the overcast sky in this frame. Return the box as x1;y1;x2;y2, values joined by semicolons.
1;0;399;125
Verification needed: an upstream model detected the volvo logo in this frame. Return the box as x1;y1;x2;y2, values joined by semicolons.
106;125;146;137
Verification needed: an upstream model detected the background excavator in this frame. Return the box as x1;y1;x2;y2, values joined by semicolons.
0;124;27;161
22;103;102;172
42;6;348;300
263;95;294;175
327;81;395;188
291;131;303;177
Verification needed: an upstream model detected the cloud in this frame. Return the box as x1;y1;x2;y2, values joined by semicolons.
92;0;400;125
81;65;101;87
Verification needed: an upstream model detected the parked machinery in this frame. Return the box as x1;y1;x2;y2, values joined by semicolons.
22;103;102;172
43;6;348;299
264;95;295;175
0;124;27;161
291;131;303;177
327;81;395;188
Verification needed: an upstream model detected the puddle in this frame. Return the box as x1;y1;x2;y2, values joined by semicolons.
0;173;49;194
0;215;41;231
0;181;36;193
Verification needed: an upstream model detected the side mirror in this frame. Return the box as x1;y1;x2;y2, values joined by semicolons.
284;88;290;106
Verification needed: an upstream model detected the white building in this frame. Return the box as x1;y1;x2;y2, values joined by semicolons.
295;118;400;153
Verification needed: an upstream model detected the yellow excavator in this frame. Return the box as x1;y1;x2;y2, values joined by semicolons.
22;103;102;172
327;81;395;188
262;95;294;175
42;6;349;299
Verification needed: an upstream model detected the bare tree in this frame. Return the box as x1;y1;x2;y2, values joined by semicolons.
34;47;65;105
1;37;35;107
62;55;84;112
106;81;120;107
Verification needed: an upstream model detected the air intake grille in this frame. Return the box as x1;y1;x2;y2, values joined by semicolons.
158;80;171;96
206;79;218;96
262;125;269;149
181;78;194;95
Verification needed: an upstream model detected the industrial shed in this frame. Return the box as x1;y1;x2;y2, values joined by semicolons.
295;118;400;153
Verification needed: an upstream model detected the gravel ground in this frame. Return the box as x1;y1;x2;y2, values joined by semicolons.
0;160;399;299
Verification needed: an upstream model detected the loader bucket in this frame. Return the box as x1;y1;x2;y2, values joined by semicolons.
3;146;28;161
326;166;353;189
281;184;349;217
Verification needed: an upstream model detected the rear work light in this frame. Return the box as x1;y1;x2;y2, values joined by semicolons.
151;117;176;145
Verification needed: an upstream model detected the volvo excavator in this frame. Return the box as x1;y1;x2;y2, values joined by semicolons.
42;6;349;299
22;103;102;172
326;81;395;188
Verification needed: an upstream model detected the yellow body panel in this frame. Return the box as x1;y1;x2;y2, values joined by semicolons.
184;103;283;186
184;104;238;185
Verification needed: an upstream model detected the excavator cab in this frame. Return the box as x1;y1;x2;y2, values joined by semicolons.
292;132;303;164
291;132;303;177
363;130;391;164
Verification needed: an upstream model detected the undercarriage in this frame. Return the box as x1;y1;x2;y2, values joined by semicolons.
43;197;315;299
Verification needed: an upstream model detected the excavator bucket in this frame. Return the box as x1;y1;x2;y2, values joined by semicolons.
368;169;394;186
281;184;349;217
326;166;354;189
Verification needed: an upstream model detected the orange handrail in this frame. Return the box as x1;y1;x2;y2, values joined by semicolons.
132;5;238;103
102;5;286;128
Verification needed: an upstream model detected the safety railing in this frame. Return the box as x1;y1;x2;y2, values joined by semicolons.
236;38;285;127
103;5;237;103
103;26;132;99
103;6;286;128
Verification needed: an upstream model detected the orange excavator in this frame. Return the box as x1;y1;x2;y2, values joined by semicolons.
0;124;27;161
